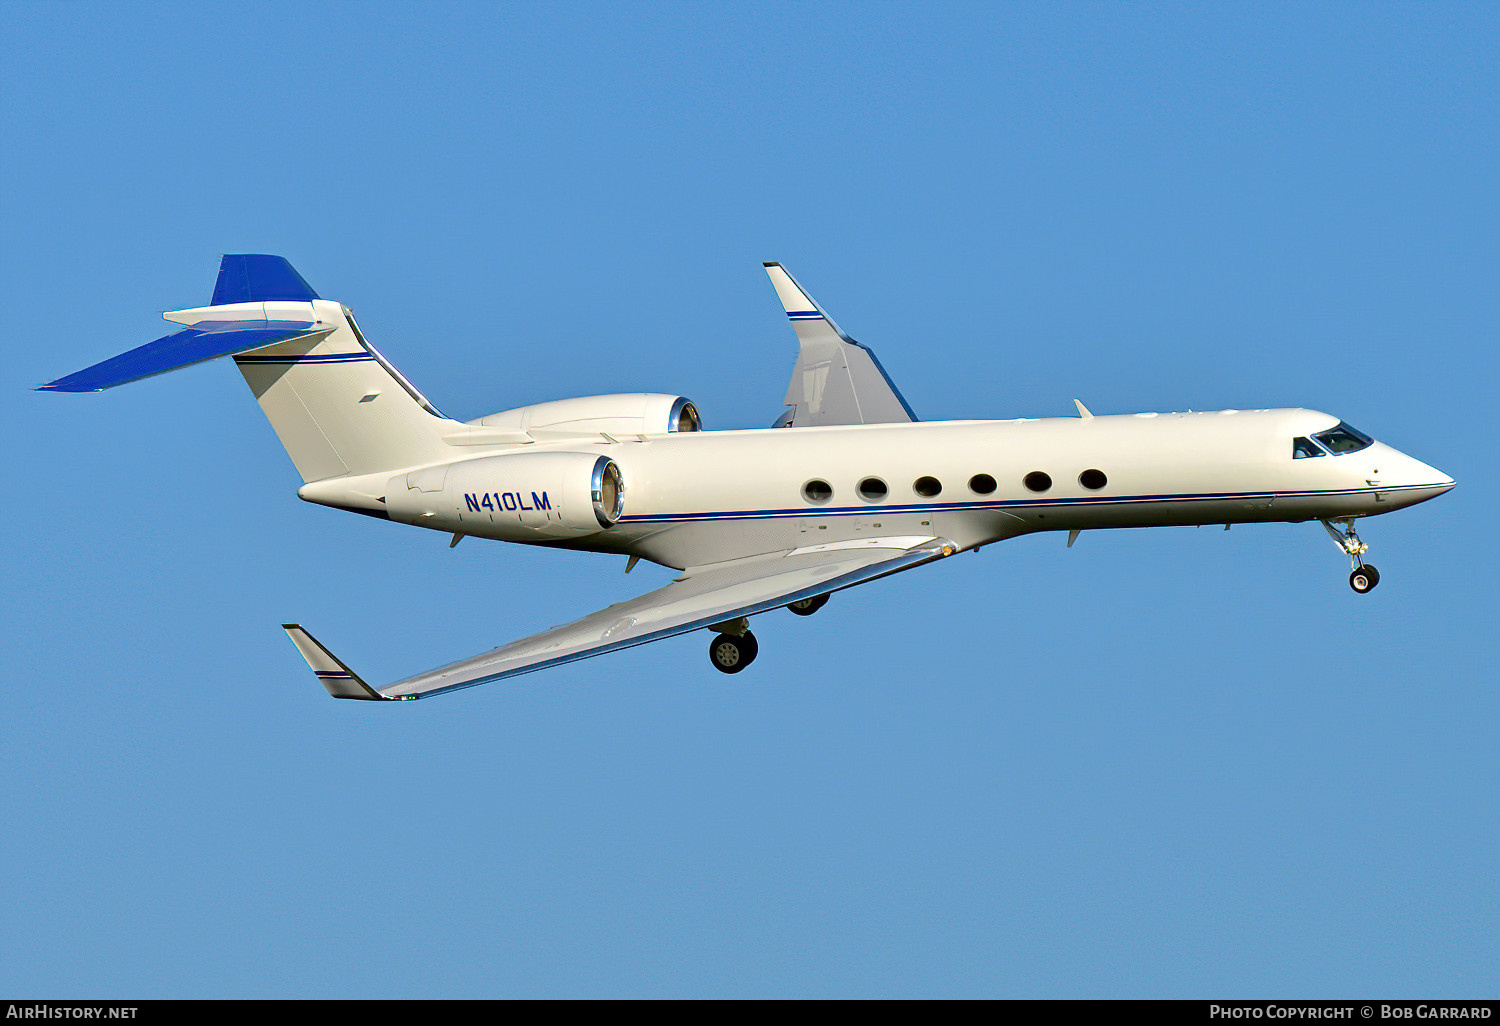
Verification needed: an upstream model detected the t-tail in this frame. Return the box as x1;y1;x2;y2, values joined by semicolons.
39;255;456;484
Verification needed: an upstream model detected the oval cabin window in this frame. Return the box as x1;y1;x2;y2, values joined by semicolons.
803;479;833;504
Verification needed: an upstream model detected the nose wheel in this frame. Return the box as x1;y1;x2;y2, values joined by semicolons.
1349;564;1380;593
1322;519;1380;594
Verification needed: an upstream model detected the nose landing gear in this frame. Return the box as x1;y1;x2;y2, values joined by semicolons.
1322;518;1380;594
1349;564;1380;594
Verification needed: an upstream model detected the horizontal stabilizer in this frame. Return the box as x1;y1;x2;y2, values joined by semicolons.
38;319;333;392
282;624;410;701
213;255;320;306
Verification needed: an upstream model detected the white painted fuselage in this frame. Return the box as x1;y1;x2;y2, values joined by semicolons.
315;406;1452;571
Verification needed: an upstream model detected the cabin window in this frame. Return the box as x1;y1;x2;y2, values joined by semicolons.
913;476;942;497
1292;436;1326;459
1313;422;1374;455
857;477;888;502
1024;471;1052;492
1079;469;1107;490
968;474;997;495
802;479;833;504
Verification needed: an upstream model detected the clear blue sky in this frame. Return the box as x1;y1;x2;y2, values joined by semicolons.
2;0;1495;998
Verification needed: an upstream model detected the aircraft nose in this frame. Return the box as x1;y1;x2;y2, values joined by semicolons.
1405;458;1455;492
1376;446;1454;505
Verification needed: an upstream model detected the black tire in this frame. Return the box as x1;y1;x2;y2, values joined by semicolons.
1349;564;1380;594
709;631;759;673
787;594;829;617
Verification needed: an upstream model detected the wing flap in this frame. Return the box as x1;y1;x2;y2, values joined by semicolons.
283;537;956;701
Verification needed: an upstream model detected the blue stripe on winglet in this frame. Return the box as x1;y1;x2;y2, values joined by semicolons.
233;351;374;365
37;320;325;392
211;255;320;306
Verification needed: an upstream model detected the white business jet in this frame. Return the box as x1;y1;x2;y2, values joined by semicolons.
41;256;1454;701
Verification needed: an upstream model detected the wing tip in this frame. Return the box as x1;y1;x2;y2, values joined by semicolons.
282;623;406;701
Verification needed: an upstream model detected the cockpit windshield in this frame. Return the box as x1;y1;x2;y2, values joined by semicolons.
1312;421;1374;455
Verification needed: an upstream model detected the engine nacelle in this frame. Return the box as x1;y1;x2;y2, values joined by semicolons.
467;393;700;439
386;452;624;540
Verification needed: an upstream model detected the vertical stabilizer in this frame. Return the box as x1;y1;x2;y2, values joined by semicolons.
212;255;321;306
230;298;454;482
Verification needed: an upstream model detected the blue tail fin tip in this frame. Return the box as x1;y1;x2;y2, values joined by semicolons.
212;255;320;306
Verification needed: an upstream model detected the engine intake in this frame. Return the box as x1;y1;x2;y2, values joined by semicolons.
590;456;624;527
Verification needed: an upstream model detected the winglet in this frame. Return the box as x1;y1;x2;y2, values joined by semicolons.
281;624;411;700
762;262;916;427
762;261;850;338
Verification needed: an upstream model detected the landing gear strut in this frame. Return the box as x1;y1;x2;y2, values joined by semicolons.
1322;518;1380;594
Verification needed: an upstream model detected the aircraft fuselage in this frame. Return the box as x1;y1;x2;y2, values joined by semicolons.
315;406;1453;571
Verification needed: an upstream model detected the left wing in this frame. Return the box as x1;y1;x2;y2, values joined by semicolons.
284;536;956;701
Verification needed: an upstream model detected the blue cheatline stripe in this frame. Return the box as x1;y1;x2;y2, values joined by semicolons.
786;310;823;319
233;352;375;365
614;484;1429;525
315;670;354;678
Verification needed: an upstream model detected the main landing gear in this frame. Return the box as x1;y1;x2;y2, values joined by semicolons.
1322;518;1380;594
787;593;829;617
708;618;758;674
706;594;833;674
